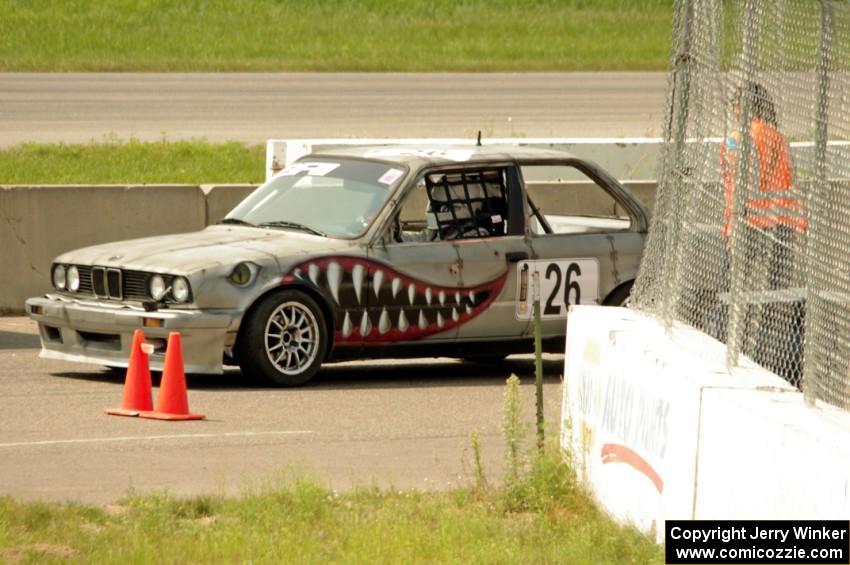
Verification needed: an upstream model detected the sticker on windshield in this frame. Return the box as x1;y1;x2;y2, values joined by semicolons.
378;168;404;185
278;162;341;177
364;148;474;162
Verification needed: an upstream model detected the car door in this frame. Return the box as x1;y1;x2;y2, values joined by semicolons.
425;164;534;340
367;179;464;344
520;159;647;338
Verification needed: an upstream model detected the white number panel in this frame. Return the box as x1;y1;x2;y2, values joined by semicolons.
515;259;599;319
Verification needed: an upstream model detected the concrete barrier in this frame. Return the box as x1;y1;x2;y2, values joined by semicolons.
201;184;257;225
0;184;254;313
562;306;850;542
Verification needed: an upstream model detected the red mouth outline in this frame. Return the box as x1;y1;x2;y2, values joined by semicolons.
600;443;664;494
284;256;507;344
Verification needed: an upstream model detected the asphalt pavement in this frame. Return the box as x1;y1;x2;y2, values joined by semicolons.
0;316;564;503
0;72;667;146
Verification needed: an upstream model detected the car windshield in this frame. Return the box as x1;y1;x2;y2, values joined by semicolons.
225;158;406;238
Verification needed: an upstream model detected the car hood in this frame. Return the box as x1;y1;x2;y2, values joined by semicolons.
55;225;355;273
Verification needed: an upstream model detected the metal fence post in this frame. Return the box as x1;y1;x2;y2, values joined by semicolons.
658;0;695;331
725;0;760;368
803;0;834;406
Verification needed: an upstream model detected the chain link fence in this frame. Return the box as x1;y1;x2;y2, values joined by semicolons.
632;0;850;410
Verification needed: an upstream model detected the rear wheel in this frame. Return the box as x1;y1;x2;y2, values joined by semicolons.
236;290;328;386
603;281;634;307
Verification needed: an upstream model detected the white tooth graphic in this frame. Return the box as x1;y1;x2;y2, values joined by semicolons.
439;290;446;306
327;261;342;304
308;263;320;285
398;310;409;332
342;312;353;338
466;304;473;315
408;283;416;305
352;264;366;304
455;291;461;304
392;277;402;298
452;308;460;322
379;308;391;335
437;312;445;328
418;310;428;330
469;290;476;304
373;270;384;298
425;287;433;305
293;268;303;279
360;311;372;337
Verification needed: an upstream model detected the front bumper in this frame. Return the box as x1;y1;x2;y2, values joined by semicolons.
26;295;241;374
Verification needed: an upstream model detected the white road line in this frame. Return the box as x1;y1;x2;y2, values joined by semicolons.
0;431;316;448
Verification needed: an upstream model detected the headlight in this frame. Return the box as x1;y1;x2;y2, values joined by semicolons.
228;262;257;286
150;275;166;301
52;264;66;290
67;266;80;292
172;276;190;303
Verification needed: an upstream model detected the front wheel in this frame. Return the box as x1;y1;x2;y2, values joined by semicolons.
236;290;328;386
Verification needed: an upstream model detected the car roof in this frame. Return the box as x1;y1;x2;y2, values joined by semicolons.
312;144;581;167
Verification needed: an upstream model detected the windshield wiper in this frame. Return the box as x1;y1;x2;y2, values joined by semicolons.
257;220;327;237
219;218;256;227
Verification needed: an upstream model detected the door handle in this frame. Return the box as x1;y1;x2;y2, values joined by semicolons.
505;251;529;263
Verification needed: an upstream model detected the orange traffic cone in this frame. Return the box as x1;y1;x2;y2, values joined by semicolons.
106;330;153;417
140;332;205;421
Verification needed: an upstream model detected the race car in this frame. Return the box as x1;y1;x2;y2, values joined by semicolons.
27;145;649;386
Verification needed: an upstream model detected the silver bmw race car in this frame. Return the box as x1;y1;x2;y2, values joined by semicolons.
27;145;649;386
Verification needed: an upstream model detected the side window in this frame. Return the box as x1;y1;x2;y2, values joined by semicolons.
389;168;511;243
521;165;632;235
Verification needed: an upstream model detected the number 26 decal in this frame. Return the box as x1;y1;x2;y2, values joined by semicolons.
516;259;599;319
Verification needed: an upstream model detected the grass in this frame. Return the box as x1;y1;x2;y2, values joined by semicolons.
0;453;663;563
0;139;265;185
0;0;672;72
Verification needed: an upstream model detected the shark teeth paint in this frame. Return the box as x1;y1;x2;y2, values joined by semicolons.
359;311;372;337
378;308;391;335
342;312;353;338
327;261;342;304
287;257;507;345
352;264;366;304
373;270;384;298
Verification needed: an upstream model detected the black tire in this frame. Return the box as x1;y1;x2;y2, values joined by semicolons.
235;290;328;386
603;281;634;307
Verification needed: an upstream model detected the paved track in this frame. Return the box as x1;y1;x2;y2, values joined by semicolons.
0;72;667;146
0;317;563;503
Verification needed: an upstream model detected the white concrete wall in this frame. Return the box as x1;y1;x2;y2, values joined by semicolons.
562;306;850;542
